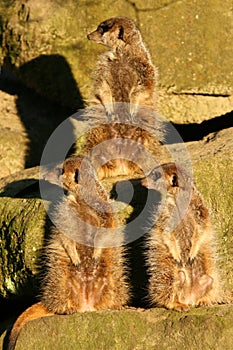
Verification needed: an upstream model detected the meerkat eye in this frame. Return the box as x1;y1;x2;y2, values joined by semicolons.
152;171;161;181
99;24;110;34
98;26;104;34
74;169;79;183
171;174;179;187
118;26;124;40
58;167;64;176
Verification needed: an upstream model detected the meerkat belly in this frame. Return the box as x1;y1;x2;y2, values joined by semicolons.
42;251;110;313
67;262;108;312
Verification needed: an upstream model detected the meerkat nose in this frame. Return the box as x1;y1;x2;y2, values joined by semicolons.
140;178;146;187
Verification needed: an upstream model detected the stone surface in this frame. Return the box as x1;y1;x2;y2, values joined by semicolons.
1;305;233;350
0;197;47;298
0;68;76;178
189;130;233;293
0;88;28;178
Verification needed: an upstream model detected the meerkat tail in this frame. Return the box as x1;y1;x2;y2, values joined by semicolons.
8;302;53;350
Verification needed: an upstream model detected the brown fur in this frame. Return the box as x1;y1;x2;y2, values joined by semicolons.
80;17;165;180
81;119;166;180
87;17;158;121
141;162;222;311
75;103;167;180
8;156;129;349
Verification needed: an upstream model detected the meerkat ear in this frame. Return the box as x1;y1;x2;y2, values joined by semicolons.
74;169;79;183
118;26;124;40
171;173;179;187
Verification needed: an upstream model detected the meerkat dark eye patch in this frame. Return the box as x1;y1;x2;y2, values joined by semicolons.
152;171;161;181
74;169;79;183
171;174;179;187
58;167;64;176
118;26;124;40
99;22;113;34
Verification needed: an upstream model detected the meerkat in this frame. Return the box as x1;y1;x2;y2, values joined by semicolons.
141;162;221;311
87;17;158;121
8;155;129;350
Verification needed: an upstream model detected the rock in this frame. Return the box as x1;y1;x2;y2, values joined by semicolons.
1;305;233;349
0;67;76;178
136;0;233;121
0;166;40;197
0;0;135;109
188;128;233;294
0;0;232;121
0;197;47;298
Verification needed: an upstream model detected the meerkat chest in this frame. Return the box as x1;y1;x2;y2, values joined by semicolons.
108;56;139;89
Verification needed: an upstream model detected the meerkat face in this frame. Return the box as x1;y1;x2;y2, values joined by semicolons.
141;163;192;195
87;17;140;49
44;156;98;194
60;156;83;192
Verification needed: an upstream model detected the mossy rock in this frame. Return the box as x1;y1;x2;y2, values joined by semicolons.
0;0;136;110
0;197;47;298
193;157;233;292
1;305;233;349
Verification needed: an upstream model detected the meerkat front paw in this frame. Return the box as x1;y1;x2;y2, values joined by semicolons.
167;301;190;312
188;245;199;262
164;232;182;264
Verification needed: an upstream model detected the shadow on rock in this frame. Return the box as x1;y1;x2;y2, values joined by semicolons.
111;178;161;308
169;109;233;143
1;54;84;168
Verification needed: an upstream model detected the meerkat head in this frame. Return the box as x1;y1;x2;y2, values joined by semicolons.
141;162;192;195
44;156;100;195
87;17;142;49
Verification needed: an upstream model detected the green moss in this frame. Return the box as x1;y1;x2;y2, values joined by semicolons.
1;306;231;350
193;157;233;291
0;198;46;298
138;0;233;92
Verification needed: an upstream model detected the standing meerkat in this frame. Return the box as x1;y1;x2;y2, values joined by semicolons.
87;16;158;121
8;156;129;350
141;162;222;311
